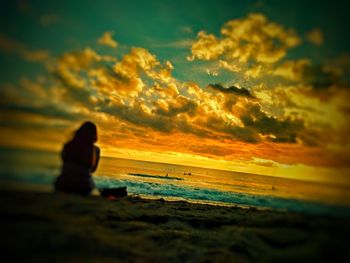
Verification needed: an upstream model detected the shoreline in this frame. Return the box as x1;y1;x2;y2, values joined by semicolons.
1;189;350;262
0;180;275;211
1;180;350;218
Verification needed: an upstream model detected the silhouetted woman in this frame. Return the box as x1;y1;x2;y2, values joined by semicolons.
55;121;100;195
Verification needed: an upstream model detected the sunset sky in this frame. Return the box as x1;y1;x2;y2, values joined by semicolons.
1;0;350;184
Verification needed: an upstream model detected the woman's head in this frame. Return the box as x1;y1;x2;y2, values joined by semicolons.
73;121;97;144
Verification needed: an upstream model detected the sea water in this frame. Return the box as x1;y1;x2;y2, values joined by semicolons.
1;147;349;217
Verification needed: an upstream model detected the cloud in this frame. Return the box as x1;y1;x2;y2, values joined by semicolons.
151;82;179;98
97;31;118;48
0;103;84;121
0;79;86;140
98;94;213;139
240;104;304;143
203;115;260;143
187;31;224;61
51;47;120;107
306;28;324;46
45;46;200;137
253;83;350;146
90;67;144;98
252;158;279;167
56;47;104;71
1;77;52;107
208;83;255;98
50;49;100;108
97;100;172;133
0;34;50;63
188;13;301;65
271;59;311;81
151;39;193;49
302;64;341;90
114;47;158;75
189;144;234;157
154;95;197;117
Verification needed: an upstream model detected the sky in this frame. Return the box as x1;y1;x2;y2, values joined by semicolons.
0;0;350;184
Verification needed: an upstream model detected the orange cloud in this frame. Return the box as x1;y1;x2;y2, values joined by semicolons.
97;31;118;48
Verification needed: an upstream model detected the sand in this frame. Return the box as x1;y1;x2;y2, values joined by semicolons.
1;189;349;263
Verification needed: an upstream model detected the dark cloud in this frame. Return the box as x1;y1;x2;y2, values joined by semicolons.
200;103;305;144
302;65;339;90
240;104;304;143
52;70;97;110
0;103;84;121
154;96;197;117
223;98;238;112
100;101;172;133
208;84;255;98
0;117;70;131
205;115;260;143
99;100;218;139
174;116;215;138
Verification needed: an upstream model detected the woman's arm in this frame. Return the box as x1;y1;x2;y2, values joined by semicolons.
91;146;100;172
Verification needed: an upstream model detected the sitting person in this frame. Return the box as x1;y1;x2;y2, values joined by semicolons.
55;121;100;195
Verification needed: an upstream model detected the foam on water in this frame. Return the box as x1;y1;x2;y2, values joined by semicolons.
94;175;350;217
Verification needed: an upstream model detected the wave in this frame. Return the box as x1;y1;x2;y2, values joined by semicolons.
94;176;350;218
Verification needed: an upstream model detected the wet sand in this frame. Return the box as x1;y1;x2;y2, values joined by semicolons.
1;189;349;262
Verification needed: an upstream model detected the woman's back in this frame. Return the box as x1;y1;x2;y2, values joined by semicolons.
62;140;94;168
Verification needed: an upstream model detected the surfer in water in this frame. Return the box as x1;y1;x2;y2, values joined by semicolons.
55;121;100;195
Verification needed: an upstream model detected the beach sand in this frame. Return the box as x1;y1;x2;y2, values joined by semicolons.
1;189;349;262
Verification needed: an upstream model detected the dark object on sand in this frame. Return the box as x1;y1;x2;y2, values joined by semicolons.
99;187;128;198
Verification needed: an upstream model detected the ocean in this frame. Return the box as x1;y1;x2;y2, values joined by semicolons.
1;147;349;217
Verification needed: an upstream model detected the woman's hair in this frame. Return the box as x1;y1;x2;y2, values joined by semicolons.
71;121;97;145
